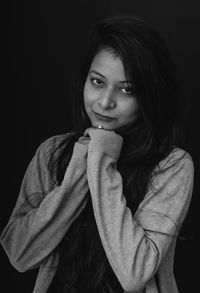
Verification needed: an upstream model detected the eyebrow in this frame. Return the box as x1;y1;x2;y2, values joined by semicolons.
90;70;133;84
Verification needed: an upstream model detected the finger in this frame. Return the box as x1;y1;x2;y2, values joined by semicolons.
78;136;90;144
84;128;93;137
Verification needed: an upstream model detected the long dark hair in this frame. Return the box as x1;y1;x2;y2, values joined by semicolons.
47;14;184;292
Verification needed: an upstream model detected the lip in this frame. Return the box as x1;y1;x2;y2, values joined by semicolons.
94;112;115;122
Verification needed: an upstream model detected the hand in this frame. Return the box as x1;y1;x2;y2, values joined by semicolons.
84;127;123;160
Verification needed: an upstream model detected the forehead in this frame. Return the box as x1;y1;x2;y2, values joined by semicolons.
90;49;126;81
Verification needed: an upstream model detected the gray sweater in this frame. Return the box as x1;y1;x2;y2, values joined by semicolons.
0;130;194;293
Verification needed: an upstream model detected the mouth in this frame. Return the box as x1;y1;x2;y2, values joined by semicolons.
94;112;115;122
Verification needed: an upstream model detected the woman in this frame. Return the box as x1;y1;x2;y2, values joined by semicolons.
0;15;194;293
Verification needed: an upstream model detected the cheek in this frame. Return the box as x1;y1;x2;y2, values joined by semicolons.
83;83;91;111
121;99;139;121
83;82;94;108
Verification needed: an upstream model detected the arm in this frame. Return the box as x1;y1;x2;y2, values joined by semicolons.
0;135;89;272
86;128;194;291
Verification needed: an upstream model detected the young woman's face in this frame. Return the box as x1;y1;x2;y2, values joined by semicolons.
83;49;139;131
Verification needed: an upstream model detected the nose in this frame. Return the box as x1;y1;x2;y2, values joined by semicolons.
98;89;116;110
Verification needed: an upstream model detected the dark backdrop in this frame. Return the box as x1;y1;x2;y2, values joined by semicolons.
3;0;200;292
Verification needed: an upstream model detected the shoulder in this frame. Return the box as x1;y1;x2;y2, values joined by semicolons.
40;132;75;151
156;147;194;175
150;147;194;193
35;132;76;161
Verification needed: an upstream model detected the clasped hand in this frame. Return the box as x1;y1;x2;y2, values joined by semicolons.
78;127;123;161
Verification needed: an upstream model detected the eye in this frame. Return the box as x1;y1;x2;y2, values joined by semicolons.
121;86;134;95
90;78;104;87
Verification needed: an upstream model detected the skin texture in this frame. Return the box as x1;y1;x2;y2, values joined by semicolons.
83;49;139;131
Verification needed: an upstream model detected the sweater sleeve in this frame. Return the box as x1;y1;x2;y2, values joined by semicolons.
86;131;194;292
0;134;89;272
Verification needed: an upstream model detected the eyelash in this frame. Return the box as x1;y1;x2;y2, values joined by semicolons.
90;78;104;86
121;87;134;95
90;78;134;95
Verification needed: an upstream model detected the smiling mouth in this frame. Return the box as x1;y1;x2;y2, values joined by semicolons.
94;112;115;121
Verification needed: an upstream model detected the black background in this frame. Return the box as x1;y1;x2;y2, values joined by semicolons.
2;0;200;292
